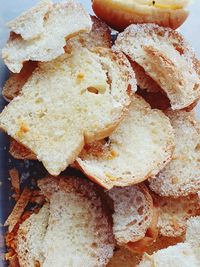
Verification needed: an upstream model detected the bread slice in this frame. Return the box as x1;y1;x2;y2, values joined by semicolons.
2;16;111;103
155;194;200;237
0;46;135;175
15;176;115;267
138;216;200;267
114;23;200;110
77;95;174;189
2;0;92;73
92;0;189;31
149;110;200;197
108;184;153;245
9;138;37;160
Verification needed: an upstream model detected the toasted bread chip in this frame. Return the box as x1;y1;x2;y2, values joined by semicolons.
15;176;114;267
9;138;36;160
77;95;174;189
138;216;200;267
149;110;200;197
108;184;153;245
114;23;200;110
155;194;200;237
9;168;20;197
0;46;135;175
4;187;32;233
2;0;92;73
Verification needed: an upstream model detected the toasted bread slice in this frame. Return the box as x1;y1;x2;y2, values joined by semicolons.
108;184;153;245
2;0;92;73
92;0;189;31
149;110;200;197
138;216;200;267
114;24;200;110
77;95;174;189
15;176;115;267
154;194;200;237
9;138;36;160
2;16;111;103
0;46;135;175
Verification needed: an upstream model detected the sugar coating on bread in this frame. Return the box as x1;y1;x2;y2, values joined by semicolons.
149;110;200;197
16;176;115;267
156;194;200;237
2;0;92;73
0;46;135;175
16;204;50;267
108;184;153;245
114;23;200;110
138;216;200;267
77;95;174;189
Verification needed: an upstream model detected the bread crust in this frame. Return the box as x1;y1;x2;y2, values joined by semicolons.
92;0;189;31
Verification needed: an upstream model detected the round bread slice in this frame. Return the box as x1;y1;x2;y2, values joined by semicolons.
0;46;135;176
149;110;200;197
2;16;112;103
15;176;115;267
92;0;189;31
155;194;200;237
77;95;174;189
2;0;92;73
108;184;153;245
114;23;200;110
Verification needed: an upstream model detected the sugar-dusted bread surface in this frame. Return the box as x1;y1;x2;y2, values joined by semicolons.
77;95;174;189
0;46;135;175
149;110;200;197
114;23;200;110
16;176;115;267
108;184;153;245
155;194;200;237
2;0;92;73
92;0;189;31
138;216;200;267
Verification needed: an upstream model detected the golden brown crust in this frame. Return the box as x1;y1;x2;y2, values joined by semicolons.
9;138;37;160
2;61;37;102
92;0;189;31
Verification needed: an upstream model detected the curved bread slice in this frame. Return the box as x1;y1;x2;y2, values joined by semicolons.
138;216;200;267
2;0;92;73
2;16;111;103
155;194;200;237
108;184;153;245
16;176;115;267
114;24;200;110
0;46;135;175
149;110;200;197
92;0;189;31
77;95;174;189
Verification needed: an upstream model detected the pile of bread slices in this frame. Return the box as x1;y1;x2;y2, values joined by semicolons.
1;0;200;266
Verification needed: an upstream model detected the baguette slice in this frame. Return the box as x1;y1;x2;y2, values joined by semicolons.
114;23;200;110
138;216;200;267
149;110;200;197
77;95;174;189
92;0;189;31
2;0;92;73
0;46;135;175
155;194;200;237
15;176;115;267
108;184;153;245
2;16;111;102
